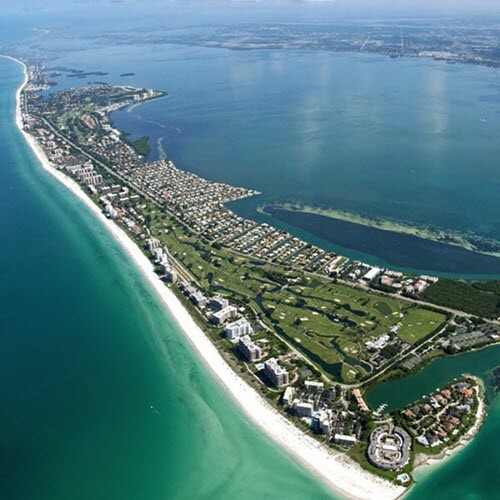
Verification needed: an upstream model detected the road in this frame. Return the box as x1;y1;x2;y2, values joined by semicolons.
41;115;500;326
35;112;500;392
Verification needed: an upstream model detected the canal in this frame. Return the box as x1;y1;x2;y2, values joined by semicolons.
366;343;500;411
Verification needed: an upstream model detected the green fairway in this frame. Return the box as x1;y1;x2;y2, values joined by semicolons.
396;309;446;345
144;206;448;383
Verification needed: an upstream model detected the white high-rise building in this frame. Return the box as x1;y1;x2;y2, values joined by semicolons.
224;317;253;339
211;306;238;325
239;335;262;362
209;296;229;311
264;358;289;387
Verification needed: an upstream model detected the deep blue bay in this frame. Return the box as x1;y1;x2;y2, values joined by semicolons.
3;31;500;500
260;205;500;276
40;42;500;277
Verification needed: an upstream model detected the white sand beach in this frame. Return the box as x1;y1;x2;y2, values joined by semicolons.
7;55;404;500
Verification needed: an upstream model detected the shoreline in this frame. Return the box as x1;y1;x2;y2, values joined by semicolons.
412;376;487;472
4;55;404;500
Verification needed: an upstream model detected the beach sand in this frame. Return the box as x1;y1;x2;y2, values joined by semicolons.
7;55;404;500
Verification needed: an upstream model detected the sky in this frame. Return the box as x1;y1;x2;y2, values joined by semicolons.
7;0;500;14
2;0;500;27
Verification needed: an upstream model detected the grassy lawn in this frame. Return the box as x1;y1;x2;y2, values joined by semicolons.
144;207;448;383
397;309;446;344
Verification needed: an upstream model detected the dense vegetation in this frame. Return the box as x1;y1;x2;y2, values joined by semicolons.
130;136;151;158
142;205;446;384
423;279;500;319
120;132;151;158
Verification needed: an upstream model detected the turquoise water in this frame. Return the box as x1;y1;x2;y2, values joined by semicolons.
3;34;500;499
0;57;333;500
409;396;500;499
366;345;500;499
367;344;500;411
38;42;500;276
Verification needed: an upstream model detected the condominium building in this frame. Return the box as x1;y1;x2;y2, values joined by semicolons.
282;386;295;406
293;400;314;418
224;317;253;339
152;247;164;262
211;306;238;325
264;358;289;387
209;296;229;311
313;410;333;435
164;267;178;283
191;291;207;308
334;434;357;446
147;237;161;252
304;381;324;392
238;335;262;362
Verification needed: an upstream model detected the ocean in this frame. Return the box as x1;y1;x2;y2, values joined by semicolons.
2;26;500;500
367;344;500;499
0;56;333;500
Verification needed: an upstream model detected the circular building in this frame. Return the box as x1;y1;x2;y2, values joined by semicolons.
367;424;411;470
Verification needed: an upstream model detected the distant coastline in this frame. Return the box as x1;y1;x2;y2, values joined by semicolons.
5;55;405;500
